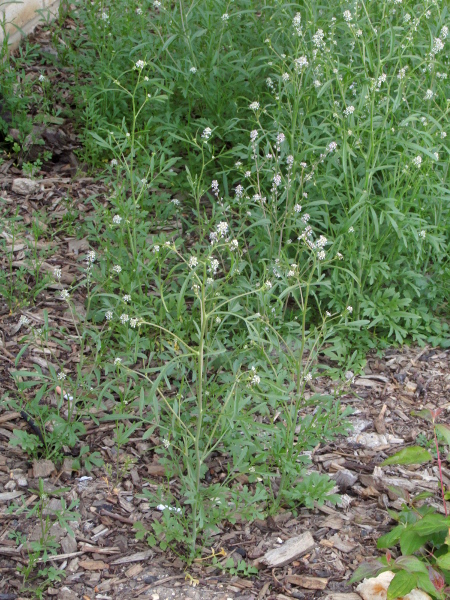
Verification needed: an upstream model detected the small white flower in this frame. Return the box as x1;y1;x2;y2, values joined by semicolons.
120;313;129;324
57;372;66;381
276;133;285;145
432;37;444;55
38;74;46;82
201;127;212;140
230;239;239;250
110;158;118;167
216;221;229;237
419;230;426;239
326;311;332;317
114;357;122;365
153;245;160;253
294;56;308;72
112;265;122;274
272;174;282;187
346;305;353;313
244;170;251;178
424;89;434;100
343;10;352;22
265;280;272;290
440;131;447;139
249;366;260;386
317;235;327;248
101;11;109;20
348;226;355;233
221;13;229;21
189;66;197;74
441;26;448;40
136;7;143;14
294;204;302;213
412;155;422;168
135;60;147;70
397;67;407;80
235;184;244;198
282;72;290;82
249;101;260;111
112;214;122;224
188;256;198;268
434;152;439;161
156;504;182;513
54;267;62;280
317;250;326;260
153;0;161;6
327;141;337;152
130;318;138;328
162;438;170;449
301;213;310;223
287;270;295;277
18;315;30;327
304;372;312;382
344;105;355;117
105;311;113;321
336;252;343;260
123;294;131;303
215;316;221;324
60;289;70;301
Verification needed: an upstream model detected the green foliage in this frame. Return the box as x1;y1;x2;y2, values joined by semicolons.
2;0;449;569
8;478;80;598
352;410;450;599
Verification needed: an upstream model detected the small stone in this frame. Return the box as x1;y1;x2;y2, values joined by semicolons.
32;459;56;478
61;535;78;554
4;480;16;491
58;586;79;600
12;178;39;195
17;477;28;487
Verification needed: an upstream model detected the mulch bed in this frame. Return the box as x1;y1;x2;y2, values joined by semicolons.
1;21;450;600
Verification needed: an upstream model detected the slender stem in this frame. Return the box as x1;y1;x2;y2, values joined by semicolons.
433;426;447;516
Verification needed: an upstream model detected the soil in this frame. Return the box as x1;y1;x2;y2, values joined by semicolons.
1;21;450;600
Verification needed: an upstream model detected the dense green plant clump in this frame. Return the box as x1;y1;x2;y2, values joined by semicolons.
1;0;450;571
59;0;450;346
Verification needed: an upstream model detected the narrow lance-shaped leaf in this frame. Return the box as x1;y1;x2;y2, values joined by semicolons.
381;446;433;466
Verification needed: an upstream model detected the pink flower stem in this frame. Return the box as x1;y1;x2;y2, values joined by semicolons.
433;426;448;516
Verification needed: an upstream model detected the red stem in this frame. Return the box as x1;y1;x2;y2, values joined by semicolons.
433;426;448;516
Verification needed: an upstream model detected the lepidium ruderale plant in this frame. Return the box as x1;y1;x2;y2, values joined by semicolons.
112;236;271;560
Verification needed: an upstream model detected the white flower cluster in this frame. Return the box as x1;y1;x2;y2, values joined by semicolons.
201;127;212;140
249;101;260;111
293;12;302;36
188;256;198;268
249;366;260;386
294;56;308;73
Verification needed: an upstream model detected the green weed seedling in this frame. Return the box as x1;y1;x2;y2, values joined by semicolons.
351;408;450;599
8;478;80;599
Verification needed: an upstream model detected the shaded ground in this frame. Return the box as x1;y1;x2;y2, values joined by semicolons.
1;21;450;600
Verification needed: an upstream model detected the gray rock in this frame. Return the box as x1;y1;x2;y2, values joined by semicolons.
11;178;39;195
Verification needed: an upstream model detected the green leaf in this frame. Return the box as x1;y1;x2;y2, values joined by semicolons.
399;529;428;555
436;424;450;446
349;560;385;583
381;446;433;466
436;552;450;570
377;524;404;549
387;571;417;600
411;514;450;536
395;555;428;574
